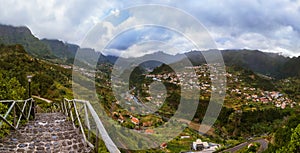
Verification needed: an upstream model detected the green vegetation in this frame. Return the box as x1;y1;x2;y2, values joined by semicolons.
0;71;26;100
277;123;300;152
0;44;72;101
0;44;73;139
0;65;27;138
0;25;54;58
120;61;300;152
0;24;300;152
41;39;77;60
264;114;300;152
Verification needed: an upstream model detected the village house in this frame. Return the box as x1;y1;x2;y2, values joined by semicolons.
145;129;154;134
191;139;209;151
130;116;139;125
160;142;167;149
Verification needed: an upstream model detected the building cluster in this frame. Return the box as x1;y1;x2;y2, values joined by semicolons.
230;87;296;109
145;64;296;109
146;64;226;93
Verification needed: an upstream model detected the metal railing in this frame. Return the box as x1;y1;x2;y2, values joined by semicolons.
0;98;35;131
61;98;120;153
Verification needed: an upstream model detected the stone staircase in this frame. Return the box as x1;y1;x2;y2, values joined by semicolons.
0;113;92;153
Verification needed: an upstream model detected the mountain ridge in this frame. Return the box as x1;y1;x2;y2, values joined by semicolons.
0;24;54;58
1;24;300;79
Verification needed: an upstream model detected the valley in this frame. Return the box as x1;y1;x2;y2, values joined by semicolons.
0;24;300;153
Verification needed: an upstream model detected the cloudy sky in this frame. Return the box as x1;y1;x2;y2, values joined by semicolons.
1;0;300;57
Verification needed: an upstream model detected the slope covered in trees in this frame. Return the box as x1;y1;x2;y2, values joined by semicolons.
0;24;54;58
0;44;72;101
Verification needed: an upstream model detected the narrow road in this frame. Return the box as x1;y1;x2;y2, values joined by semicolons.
222;139;268;153
256;139;268;152
222;142;248;152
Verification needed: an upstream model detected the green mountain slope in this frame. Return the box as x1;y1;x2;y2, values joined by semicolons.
41;39;78;60
0;24;54;58
0;44;72;101
184;50;292;79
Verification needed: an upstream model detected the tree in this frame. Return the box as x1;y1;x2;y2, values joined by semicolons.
288;124;300;151
32;73;54;96
278;124;300;152
0;71;25;100
0;71;26;138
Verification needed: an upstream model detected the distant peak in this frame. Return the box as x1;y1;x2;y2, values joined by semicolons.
0;24;31;33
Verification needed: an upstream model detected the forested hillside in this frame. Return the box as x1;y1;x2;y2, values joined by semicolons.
0;25;54;58
0;44;72;101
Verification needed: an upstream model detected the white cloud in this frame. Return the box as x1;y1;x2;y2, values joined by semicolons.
111;9;120;17
0;0;121;43
0;0;300;56
109;39;191;58
82;5;216;57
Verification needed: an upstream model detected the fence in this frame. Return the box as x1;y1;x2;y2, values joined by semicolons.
61;98;120;153
0;98;35;131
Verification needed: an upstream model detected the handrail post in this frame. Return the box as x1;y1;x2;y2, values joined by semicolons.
13;104;16;126
16;100;28;129
95;129;99;153
84;103;91;140
67;100;76;129
60;101;63;113
63;99;68;116
73;100;88;143
30;99;35;120
27;99;33;120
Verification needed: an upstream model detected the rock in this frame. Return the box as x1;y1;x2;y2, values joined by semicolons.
18;143;28;148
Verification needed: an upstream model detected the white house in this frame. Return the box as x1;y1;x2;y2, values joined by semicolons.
192;139;210;151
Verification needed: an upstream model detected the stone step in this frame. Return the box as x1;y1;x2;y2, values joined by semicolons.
0;113;92;153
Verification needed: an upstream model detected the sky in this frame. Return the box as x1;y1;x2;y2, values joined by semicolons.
0;0;300;57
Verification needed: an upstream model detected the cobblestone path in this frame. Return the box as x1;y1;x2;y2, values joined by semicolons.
0;113;92;153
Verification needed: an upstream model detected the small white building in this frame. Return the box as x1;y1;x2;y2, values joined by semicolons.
192;139;210;151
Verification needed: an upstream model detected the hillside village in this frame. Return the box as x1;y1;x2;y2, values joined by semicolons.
61;57;298;112
145;64;296;110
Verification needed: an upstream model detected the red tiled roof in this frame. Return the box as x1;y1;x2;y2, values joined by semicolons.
131;117;139;124
145;129;154;134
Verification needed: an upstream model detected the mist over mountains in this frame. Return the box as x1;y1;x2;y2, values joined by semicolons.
1;24;300;79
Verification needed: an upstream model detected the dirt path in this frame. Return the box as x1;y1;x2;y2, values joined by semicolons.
177;118;215;136
32;95;52;103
